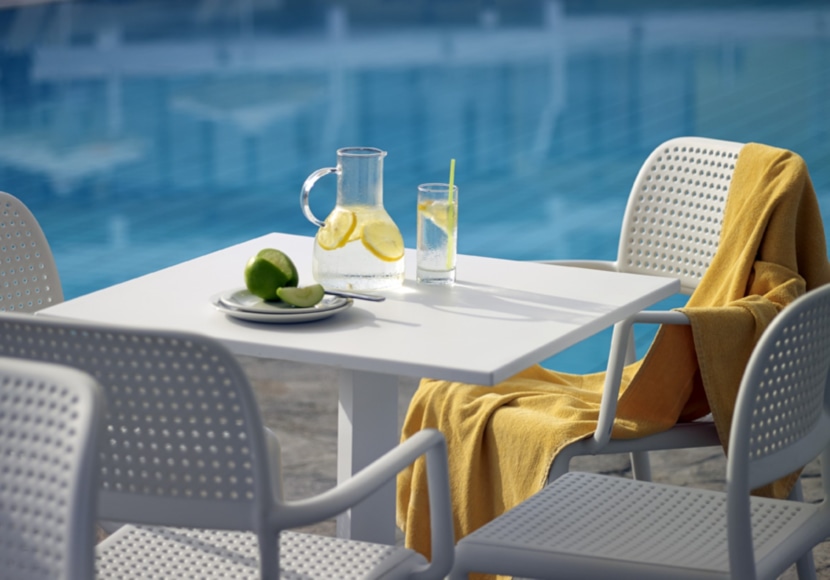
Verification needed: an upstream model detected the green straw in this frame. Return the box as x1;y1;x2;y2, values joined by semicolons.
446;159;456;269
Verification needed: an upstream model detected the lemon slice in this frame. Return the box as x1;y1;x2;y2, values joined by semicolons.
362;221;404;262
347;218;364;243
418;200;455;234
317;209;357;250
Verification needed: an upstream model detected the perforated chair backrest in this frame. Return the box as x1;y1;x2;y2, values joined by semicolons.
0;192;63;312
618;137;744;294
0;356;103;580
726;284;830;577
0;313;279;575
729;285;830;490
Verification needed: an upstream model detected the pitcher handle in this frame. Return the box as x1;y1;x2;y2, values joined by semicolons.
300;167;338;227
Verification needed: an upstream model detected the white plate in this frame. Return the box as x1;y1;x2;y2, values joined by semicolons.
211;289;352;324
219;288;348;314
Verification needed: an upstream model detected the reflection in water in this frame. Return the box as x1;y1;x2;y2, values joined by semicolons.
0;1;828;311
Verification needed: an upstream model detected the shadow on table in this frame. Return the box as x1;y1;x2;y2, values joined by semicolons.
384;279;616;324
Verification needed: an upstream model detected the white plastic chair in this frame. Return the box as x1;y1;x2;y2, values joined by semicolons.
542;136;743;483
0;191;63;312
0;356;104;580
0;313;454;579
450;282;830;580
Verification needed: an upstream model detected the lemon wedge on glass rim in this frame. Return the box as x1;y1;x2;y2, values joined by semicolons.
362;220;405;262
316;208;357;250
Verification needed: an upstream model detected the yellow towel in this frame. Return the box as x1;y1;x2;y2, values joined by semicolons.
396;143;830;572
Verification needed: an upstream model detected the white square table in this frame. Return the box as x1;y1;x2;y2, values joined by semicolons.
39;232;679;545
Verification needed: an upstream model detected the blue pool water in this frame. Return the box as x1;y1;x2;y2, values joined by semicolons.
1;1;829;371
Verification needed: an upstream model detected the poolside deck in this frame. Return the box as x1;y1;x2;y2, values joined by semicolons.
241;355;829;579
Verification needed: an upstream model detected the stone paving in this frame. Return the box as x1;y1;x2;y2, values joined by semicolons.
242;355;829;578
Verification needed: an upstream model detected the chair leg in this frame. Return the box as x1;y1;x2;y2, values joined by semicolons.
795;551;817;580
787;480;818;580
630;451;652;481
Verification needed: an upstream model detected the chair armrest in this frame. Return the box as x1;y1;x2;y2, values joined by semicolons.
277;429;454;579
593;310;691;448
632;310;690;325
536;259;690;449
535;259;619;271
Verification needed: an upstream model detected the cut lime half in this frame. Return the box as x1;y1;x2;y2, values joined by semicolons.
244;248;298;300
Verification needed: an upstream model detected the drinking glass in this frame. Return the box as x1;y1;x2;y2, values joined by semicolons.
417;182;458;285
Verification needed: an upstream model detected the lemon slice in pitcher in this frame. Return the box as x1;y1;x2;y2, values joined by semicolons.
317;208;357;250
362;221;404;262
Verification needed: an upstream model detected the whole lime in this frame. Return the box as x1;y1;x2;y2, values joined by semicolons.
244;248;298;301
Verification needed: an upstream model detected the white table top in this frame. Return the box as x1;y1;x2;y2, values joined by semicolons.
41;233;680;385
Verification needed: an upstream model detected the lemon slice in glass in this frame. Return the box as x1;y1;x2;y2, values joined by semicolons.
362;221;404;262
418;199;455;234
317;209;357;250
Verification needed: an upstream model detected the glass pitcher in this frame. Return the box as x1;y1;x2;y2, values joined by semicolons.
300;147;405;290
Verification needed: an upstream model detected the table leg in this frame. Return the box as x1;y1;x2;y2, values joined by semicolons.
336;369;399;544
